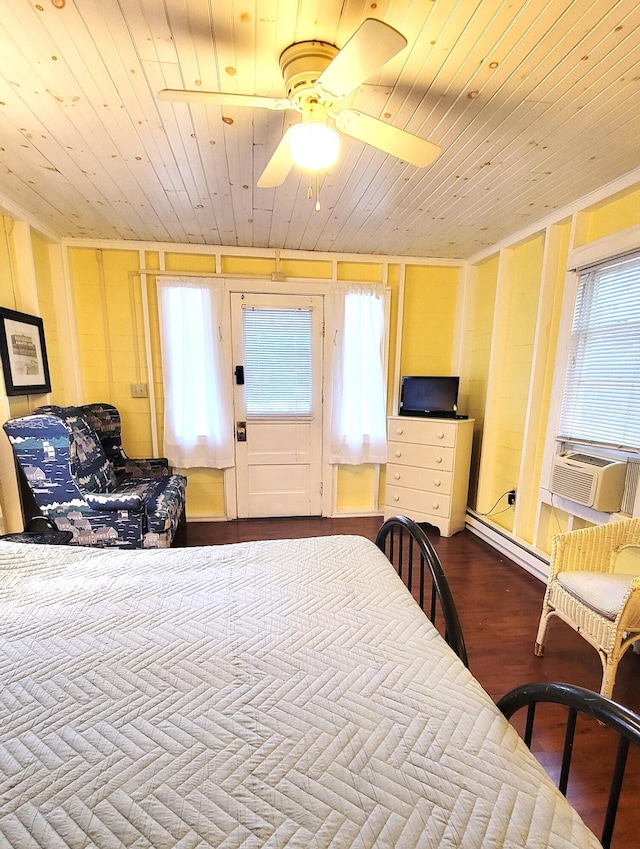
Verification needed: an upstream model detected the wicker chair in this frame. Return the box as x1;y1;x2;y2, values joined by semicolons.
535;518;640;698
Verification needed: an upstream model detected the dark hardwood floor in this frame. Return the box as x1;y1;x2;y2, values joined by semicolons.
181;516;640;848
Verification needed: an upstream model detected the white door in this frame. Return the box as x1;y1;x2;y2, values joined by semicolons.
231;292;324;518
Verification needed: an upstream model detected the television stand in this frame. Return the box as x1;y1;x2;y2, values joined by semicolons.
384;415;474;536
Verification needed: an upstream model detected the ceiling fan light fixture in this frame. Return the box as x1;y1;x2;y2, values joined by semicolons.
288;120;340;171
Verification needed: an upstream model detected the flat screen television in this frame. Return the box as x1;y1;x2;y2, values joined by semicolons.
399;375;460;418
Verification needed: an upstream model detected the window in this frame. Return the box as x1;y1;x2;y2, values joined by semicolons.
242;307;313;416
157;277;234;469
559;252;640;451
329;283;388;465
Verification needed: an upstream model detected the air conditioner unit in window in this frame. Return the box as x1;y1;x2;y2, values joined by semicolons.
550;452;627;512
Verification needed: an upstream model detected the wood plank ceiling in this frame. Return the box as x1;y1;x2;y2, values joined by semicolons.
0;0;639;260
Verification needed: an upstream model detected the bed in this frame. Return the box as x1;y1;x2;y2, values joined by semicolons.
0;531;602;848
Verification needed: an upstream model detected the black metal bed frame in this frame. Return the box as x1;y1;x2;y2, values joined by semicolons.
498;681;640;849
375;515;468;667
375;517;640;847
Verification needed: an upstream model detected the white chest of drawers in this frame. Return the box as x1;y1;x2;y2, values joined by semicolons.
384;415;474;536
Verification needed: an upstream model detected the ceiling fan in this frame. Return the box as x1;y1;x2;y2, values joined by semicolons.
158;18;441;188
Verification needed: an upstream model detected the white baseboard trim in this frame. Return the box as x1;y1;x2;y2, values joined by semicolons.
330;511;384;519
187;512;385;523
466;512;550;583
185;515;228;523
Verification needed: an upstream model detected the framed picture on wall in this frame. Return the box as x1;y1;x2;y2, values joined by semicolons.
0;307;51;395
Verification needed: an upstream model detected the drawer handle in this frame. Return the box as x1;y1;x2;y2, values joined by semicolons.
433;479;441;487
394;473;401;480
437;431;445;440
432;502;440;510
396;427;404;435
395;450;402;458
393;495;400;502
435;456;443;464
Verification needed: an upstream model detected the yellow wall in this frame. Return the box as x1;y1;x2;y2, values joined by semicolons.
283;258;332;279
68;248;156;461
384;264;400;414
31;232;65;405
0;223;60;530
337;261;382;282
471;235;545;533
400;265;459;377
462;183;640;555
463;255;498;506
2;237;460;525
167;253;217;273
517;222;572;545
337;465;378;513
485;235;545;533
65;248;407;519
332;262;458;512
574;185;640;246
3;175;640;546
0;225;37;425
0;217;15;311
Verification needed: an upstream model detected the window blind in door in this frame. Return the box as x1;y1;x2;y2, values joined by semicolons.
242;307;313;416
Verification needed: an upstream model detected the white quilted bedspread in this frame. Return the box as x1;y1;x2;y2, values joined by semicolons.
0;535;601;848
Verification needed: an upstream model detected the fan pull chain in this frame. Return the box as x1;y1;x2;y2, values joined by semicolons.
306;173;322;211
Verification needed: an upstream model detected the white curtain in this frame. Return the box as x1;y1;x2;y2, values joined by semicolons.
329;282;387;464
157;277;234;469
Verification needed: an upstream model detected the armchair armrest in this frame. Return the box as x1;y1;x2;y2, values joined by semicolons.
117;458;170;481
622;580;640;630
85;492;144;512
551;518;640;579
129;458;169;470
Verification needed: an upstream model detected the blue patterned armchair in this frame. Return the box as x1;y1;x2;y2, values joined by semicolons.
79;402;170;481
3;407;186;549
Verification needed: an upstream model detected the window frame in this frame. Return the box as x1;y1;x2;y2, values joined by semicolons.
557;250;640;453
542;225;640;520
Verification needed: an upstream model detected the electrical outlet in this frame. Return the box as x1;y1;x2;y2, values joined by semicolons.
130;382;148;398
507;489;516;506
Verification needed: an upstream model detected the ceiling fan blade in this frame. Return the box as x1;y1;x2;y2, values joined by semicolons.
157;89;291;110
257;127;296;187
315;19;407;102
336;110;441;168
